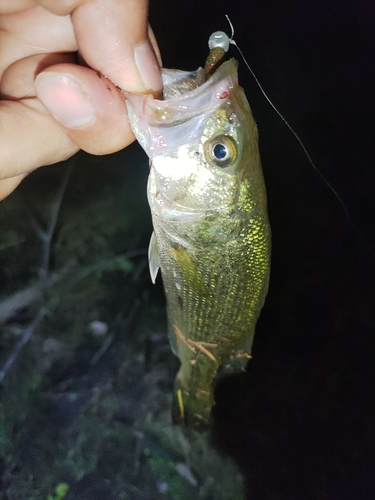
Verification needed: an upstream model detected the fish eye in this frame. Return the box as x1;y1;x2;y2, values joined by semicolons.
205;135;237;168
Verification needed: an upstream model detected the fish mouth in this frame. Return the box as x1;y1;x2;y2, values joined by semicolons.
125;59;240;157
148;59;239;125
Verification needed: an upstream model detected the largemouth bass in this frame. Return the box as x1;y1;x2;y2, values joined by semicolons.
126;39;271;430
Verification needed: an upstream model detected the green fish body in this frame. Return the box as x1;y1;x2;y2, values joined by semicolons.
126;59;271;430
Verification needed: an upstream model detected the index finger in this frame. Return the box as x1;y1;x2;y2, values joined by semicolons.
72;0;162;93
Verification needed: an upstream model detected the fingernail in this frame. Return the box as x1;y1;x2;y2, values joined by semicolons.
134;40;162;93
35;72;95;128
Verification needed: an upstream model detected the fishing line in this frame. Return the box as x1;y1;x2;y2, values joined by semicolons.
214;16;373;256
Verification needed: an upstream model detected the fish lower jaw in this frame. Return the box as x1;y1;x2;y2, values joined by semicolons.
149;190;232;221
152;206;207;221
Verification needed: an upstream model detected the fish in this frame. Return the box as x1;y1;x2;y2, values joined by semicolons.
126;39;271;430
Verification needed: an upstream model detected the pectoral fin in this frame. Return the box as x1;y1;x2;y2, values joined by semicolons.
148;232;160;284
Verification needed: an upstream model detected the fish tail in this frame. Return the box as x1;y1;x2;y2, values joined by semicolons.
171;334;255;429
171;380;214;431
171;359;218;431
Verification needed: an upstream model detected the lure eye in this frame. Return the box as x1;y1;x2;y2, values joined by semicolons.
205;135;237;168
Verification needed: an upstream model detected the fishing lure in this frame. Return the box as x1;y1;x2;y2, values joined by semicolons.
126;29;271;430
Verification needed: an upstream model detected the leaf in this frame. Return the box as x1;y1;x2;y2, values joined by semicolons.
55;482;69;498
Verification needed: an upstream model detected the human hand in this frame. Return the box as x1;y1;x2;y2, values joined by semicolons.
0;0;162;200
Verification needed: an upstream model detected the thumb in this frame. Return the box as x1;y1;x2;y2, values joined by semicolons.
34;63;135;155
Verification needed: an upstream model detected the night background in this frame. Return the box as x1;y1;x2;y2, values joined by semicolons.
0;0;374;499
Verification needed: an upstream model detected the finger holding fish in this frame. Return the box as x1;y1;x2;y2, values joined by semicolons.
0;0;162;200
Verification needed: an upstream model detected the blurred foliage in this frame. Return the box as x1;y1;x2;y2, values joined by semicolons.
46;482;69;500
0;150;244;499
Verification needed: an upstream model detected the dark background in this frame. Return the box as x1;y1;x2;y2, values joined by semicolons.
150;0;375;498
0;1;374;499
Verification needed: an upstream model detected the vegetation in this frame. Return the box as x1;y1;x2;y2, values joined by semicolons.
46;483;69;500
0;149;244;499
